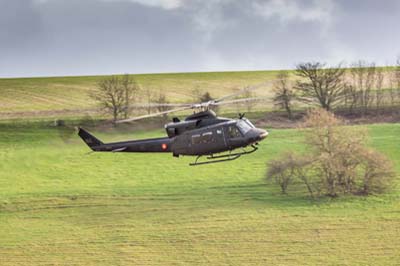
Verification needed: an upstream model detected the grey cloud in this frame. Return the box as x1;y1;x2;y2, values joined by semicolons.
0;0;399;77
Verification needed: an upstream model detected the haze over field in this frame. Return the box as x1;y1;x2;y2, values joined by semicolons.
1;0;400;77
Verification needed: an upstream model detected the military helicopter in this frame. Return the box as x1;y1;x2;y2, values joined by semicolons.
78;82;273;166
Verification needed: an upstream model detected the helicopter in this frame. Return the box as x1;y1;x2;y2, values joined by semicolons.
78;81;273;166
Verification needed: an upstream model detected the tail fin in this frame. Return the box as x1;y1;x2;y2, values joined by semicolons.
78;127;103;150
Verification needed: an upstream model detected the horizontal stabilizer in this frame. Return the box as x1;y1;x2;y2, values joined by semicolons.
112;147;127;152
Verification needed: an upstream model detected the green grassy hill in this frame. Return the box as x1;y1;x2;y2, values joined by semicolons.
1;123;399;265
2;68;397;121
0;71;280;119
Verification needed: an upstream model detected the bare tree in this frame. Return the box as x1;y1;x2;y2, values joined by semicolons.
295;62;346;111
396;57;400;106
375;68;384;111
364;63;376;111
144;87;155;115
91;76;138;124
199;91;213;102
348;61;377;114
191;87;202;103
243;89;255;113
389;72;397;108
154;91;171;121
199;91;218;112
121;74;140;119
343;82;358;114
387;59;400;109
273;71;295;119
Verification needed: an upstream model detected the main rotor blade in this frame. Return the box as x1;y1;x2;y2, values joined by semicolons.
214;79;283;103
116;106;192;123
213;97;273;106
129;103;194;108
117;79;285;123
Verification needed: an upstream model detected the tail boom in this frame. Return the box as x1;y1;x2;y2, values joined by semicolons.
78;128;172;153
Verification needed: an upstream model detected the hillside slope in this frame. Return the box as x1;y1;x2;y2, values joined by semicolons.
0;71;280;119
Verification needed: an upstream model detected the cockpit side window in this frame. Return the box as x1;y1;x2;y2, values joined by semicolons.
236;120;252;135
227;125;242;138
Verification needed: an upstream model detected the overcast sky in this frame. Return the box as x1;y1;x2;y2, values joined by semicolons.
1;0;399;78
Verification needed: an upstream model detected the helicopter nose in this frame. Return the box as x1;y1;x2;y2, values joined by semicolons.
246;128;268;144
258;129;268;141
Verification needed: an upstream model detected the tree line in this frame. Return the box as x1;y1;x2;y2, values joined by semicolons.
90;59;400;123
273;59;400;118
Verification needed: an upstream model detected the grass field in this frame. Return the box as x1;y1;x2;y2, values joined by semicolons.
0;71;280;118
1;122;399;265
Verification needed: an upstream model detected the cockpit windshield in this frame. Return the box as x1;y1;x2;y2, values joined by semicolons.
236;120;252;134
243;118;255;128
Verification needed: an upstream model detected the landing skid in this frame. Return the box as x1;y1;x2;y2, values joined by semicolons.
189;145;258;166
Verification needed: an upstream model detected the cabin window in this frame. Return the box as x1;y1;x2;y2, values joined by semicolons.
192;134;201;144
201;131;214;143
191;132;215;144
227;126;242;138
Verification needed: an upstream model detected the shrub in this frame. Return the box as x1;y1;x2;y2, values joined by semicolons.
266;152;297;194
266;152;316;197
358;148;395;195
266;109;395;198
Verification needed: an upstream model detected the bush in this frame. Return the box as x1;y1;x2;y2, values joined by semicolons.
266;152;297;194
266;152;316;197
358;149;395;195
266;109;395;198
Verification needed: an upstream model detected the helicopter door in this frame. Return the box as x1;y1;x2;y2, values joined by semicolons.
191;130;214;155
210;127;226;153
225;124;243;149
